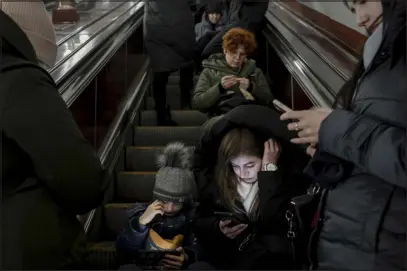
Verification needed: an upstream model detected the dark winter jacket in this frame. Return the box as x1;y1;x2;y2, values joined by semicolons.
195;12;226;41
192;105;311;270
306;1;406;269
0;10;109;269
201;0;268;57
193;53;273;116
143;0;196;72
116;203;199;266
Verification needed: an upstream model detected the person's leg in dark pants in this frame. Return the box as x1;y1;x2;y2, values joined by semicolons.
152;71;177;126
179;64;195;109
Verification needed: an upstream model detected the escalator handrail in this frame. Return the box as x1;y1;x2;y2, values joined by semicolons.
83;60;151;234
50;1;144;87
55;2;127;47
57;3;144;107
263;4;357;107
263;23;334;107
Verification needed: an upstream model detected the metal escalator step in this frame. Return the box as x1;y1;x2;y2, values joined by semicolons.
145;96;181;110
117;171;156;202
126;146;195;171
133;126;202;146
87;241;118;270
104;203;134;238
140;110;207;126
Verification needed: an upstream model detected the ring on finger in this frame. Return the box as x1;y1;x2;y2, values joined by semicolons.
295;122;300;131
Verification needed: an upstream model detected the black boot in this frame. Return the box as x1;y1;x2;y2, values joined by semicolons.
156;106;178;126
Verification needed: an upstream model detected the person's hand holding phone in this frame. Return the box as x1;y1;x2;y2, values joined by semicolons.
162;247;187;270
221;75;237;89
280;107;333;145
139;200;164;225
219;220;248;239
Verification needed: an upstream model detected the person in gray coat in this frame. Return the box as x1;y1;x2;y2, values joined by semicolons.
143;0;196;125
195;3;225;42
281;0;406;269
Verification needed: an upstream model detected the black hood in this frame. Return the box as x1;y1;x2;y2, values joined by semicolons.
194;105;309;171
0;10;38;64
379;0;406;65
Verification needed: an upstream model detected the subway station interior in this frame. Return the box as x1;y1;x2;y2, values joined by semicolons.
2;0;406;270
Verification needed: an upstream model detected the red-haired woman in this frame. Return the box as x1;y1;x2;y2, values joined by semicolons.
193;27;274;130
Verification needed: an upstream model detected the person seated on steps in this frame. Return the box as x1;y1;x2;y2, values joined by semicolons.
192;27;274;132
195;2;226;61
192;105;312;270
116;142;201;270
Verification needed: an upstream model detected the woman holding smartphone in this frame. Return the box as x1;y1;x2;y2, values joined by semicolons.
192;105;311;270
280;0;406;269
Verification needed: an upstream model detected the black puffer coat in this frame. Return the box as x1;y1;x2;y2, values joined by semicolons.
306;1;406;269
143;0;196;72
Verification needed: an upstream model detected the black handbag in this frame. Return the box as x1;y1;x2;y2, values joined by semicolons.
285;184;322;270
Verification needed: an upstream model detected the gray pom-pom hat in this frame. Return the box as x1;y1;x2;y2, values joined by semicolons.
153;142;196;203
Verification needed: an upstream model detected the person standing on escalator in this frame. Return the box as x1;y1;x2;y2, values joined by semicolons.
1;2;109;269
144;0;196;125
280;0;406;269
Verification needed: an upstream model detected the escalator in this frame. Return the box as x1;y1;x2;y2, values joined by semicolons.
85;74;207;269
40;0;362;269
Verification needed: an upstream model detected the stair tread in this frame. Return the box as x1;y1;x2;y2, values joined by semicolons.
88;241;116;251
117;171;156;201
133;126;202;146
125;146;195;171
140;110;207;126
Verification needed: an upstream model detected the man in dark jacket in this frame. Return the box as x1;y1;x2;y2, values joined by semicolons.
143;0;196;125
280;0;406;269
0;8;109;270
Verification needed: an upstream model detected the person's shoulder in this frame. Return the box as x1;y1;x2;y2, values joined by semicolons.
6;64;54;89
1;63;55;104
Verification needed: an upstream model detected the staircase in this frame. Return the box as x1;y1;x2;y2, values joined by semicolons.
87;72;206;270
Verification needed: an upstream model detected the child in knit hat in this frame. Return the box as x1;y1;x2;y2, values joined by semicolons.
116;142;199;270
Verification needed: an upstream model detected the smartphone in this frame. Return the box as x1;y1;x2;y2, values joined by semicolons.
214;211;242;226
272;99;292;113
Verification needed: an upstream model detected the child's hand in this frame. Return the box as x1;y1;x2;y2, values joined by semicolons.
139;200;164;225
162;247;187;270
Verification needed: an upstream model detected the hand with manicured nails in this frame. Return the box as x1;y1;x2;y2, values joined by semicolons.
219;220;248;239
139;200;164;225
162;247;188;270
221;75;237;89
262;138;281;165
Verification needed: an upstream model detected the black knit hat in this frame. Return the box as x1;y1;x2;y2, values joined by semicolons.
206;2;223;15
